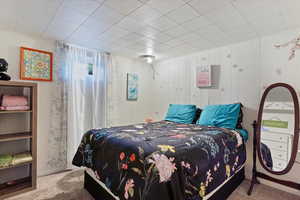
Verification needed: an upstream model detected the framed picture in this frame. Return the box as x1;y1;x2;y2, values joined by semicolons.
196;65;212;87
127;73;138;100
20;47;53;81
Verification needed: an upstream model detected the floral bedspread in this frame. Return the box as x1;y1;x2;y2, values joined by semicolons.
72;121;246;200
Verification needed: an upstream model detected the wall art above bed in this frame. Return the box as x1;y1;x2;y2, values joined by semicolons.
20;47;53;81
196;65;212;87
127;73;138;100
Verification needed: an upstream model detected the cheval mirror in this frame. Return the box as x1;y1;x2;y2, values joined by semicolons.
248;83;300;195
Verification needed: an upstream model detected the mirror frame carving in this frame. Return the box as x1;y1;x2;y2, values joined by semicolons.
257;83;300;175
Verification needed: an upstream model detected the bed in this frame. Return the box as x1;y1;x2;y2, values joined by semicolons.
72;120;247;200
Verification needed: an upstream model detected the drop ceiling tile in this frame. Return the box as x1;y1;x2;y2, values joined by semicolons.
120;32;147;43
53;5;89;23
186;38;214;49
250;14;287;36
138;0;151;3
163;26;190;38
109;43;128;51
88;39;114;49
116;17;145;32
98;32;124;44
91;5;125;24
232;0;282;21
70;39;93;48
176;33;203;43
62;0;101;15
128;4;162;22
68;26;101;42
43;19;80;40
223;24;254;36
226;28;257;42
97;35;118;44
169;44;198;55
195;28;230;46
112;38;135;47
7;0;299;61
194;25;227;40
147;16;178;31
150;32;174;43
188;0;230;15
134;25;160;38
134;38;156;48
125;42;148;51
165;4;199;24
146;0;185;14
211;37;232;47
113;48;140;58
99;26;129;40
104;0;143;15
204;4;247;32
164;39;186;47
216;22;249;34
81;16;114;34
15;0;63;35
180;16;212;31
87;40;119;51
153;46;172;53
231;0;273;11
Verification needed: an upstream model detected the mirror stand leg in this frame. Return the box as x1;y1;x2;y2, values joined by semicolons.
248;171;260;195
248;178;255;195
248;120;259;195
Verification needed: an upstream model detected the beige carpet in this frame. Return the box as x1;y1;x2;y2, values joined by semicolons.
6;170;300;200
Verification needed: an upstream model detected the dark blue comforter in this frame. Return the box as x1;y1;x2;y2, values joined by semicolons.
73;121;246;200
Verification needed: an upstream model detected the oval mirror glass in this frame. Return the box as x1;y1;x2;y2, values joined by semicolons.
258;83;299;174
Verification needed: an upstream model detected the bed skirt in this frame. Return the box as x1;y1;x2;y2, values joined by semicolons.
84;167;245;200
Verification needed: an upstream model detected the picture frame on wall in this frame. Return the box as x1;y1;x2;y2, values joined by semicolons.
127;73;138;100
20;47;53;81
196;65;212;87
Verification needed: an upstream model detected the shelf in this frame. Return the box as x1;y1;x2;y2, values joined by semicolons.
0;110;32;114
0;160;32;171
0;177;32;197
0;80;37;87
0;132;32;142
0;81;37;198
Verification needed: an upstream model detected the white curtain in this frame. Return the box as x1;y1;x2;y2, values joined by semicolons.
51;43;111;169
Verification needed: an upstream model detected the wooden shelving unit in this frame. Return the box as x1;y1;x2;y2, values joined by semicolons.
0;81;37;199
0;177;32;197
0;161;33;171
0;110;32;114
0;132;32;142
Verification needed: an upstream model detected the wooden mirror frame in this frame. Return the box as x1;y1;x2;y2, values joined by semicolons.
257;83;300;175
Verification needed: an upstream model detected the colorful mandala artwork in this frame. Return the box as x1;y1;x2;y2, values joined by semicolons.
20;47;53;81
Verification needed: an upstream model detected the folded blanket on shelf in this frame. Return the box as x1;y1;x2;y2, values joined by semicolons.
0;152;32;169
0;105;30;111
0;154;13;168
1;95;28;107
12;152;32;165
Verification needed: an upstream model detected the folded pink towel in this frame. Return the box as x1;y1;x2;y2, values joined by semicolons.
2;95;28;107
0;106;30;111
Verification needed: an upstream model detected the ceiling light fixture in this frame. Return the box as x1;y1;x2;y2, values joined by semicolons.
139;55;155;64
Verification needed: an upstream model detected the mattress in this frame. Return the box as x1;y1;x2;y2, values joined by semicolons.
73;121;247;200
85;163;245;200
